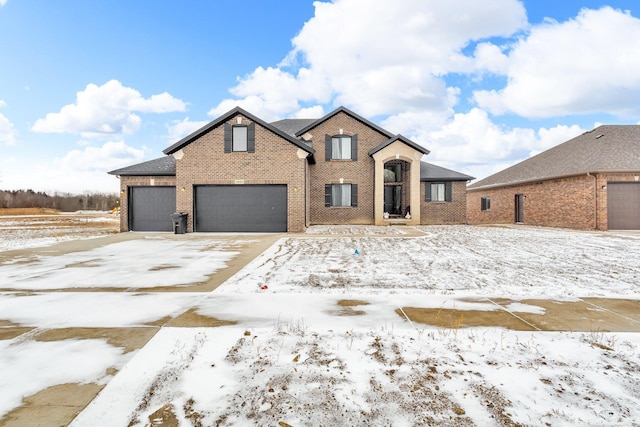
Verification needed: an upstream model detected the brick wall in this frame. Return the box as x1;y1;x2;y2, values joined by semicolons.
467;175;596;229
118;175;177;231
306;112;389;225
175;113;308;232
420;181;468;224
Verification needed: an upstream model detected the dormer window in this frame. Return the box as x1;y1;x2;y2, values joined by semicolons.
325;134;358;161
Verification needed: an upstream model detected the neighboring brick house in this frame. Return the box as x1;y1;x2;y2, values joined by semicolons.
467;125;640;231
109;106;473;232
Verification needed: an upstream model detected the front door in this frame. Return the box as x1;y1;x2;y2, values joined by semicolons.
384;186;402;215
515;194;524;223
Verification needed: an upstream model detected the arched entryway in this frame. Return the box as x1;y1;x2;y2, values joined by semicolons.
383;160;410;217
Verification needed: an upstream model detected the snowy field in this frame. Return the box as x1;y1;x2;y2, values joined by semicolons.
1;224;640;426
0;212;119;251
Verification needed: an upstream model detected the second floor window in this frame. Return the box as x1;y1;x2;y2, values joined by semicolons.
332;136;351;159
232;126;248;152
325;134;358;161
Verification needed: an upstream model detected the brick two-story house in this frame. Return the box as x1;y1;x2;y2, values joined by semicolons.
109;106;473;232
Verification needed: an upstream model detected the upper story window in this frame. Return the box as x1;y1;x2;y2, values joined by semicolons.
332;136;351;159
224;122;255;153
384;163;402;182
232;126;248;152
325;134;358;161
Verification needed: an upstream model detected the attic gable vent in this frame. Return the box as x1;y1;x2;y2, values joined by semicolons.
595;134;604;139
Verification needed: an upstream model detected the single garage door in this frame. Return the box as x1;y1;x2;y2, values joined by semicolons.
608;182;640;230
129;186;176;231
195;185;287;232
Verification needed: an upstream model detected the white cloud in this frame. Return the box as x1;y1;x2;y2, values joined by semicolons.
211;0;526;119
0;0;7;6
32;80;186;138
292;105;325;119
474;7;640;118
56;140;145;172
0;112;17;146
1;141;144;193
165;117;209;142
416;108;584;180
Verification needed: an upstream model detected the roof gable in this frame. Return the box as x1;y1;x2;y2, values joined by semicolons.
163;106;315;156
294;106;395;139
469;125;640;190
369;135;430;156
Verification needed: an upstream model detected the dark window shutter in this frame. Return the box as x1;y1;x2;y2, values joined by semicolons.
425;182;432;202
247;122;255;153
351;134;358;160
325;135;332;161
325;184;332;207
224;123;232;153
445;182;452;202
351;184;358;207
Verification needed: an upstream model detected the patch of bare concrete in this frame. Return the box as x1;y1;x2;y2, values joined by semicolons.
0;327;34;340
34;327;159;354
165;308;237;327
327;299;370;316
0;383;104;427
398;298;640;332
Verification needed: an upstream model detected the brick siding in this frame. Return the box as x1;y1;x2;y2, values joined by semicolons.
421;181;468;224
467;175;596;229
306;111;389;225
175;113;307;232
118;175;177;232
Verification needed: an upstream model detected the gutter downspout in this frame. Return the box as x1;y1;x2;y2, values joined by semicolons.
587;172;597;229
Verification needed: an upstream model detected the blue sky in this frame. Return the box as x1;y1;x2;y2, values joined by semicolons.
0;0;638;193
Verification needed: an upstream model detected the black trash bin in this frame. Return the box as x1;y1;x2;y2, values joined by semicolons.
170;212;188;234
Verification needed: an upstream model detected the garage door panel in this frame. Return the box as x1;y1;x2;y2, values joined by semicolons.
129;187;176;231
195;185;287;232
608;183;640;230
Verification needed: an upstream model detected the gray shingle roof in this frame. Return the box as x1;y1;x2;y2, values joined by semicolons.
420;161;474;181
270;119;318;137
468;125;640;190
108;156;176;176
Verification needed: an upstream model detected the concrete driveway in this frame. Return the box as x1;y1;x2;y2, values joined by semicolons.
1;225;640;426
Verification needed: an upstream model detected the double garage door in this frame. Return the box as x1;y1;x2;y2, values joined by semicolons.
128;185;287;232
608;182;640;230
195;185;287;232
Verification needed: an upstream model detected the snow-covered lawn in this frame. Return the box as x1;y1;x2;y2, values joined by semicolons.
1;225;640;426
0;212;119;251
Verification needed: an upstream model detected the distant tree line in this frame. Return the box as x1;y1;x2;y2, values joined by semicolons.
0;189;120;212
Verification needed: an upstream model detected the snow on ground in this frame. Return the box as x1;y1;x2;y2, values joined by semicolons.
73;327;640;427
0;212;119;251
219;225;640;298
0;237;241;290
0;293;205;327
0;337;132;420
2;225;640;426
